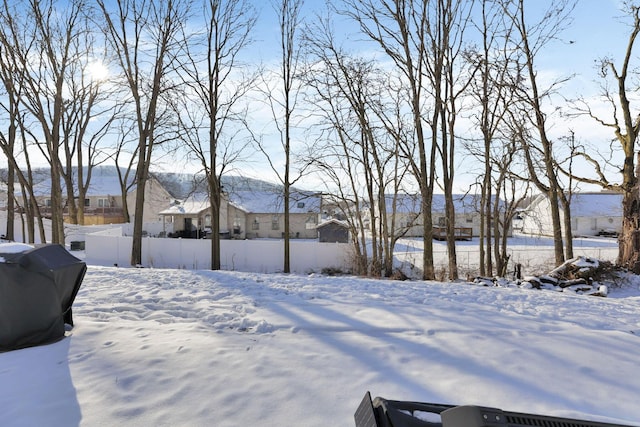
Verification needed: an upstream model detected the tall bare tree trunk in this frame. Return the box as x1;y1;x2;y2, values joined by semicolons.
619;153;640;271
505;0;575;265
98;0;186;266
274;0;304;274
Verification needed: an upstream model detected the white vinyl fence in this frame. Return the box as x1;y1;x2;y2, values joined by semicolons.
85;228;352;274
394;247;619;279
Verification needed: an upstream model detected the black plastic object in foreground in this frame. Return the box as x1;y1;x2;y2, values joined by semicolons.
355;392;635;427
0;244;86;352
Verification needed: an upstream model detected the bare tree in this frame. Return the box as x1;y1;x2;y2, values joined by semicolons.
176;0;257;270
304;14;412;276
1;1;119;240
425;0;476;280
278;0;301;274
502;0;576;266
0;0;92;244
58;34;118;226
98;0;188;266
0;0;26;241
0;9;46;245
466;0;520;276
254;0;306;274
491;136;529;276
569;4;640;271
340;0;438;280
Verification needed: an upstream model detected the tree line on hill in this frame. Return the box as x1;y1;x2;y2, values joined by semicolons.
1;0;640;279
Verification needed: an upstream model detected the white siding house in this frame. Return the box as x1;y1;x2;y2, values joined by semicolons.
520;192;623;237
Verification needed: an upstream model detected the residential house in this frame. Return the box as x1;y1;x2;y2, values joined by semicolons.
231;190;322;239
367;193;512;239
158;195;226;238
319;193;354;221
4;166;175;226
123;174;175;225
159;189;322;240
520;192;623;237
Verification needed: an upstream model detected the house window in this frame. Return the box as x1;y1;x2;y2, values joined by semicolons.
233;217;242;234
297;202;305;209
46;199;52;207
272;216;280;230
97;198;109;208
438;217;445;226
204;214;211;227
85;198;91;207
466;216;473;223
252;219;260;230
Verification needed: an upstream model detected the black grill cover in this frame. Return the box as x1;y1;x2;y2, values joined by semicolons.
0;244;86;352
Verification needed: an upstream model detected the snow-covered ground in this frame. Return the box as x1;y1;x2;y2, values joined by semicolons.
2;250;640;426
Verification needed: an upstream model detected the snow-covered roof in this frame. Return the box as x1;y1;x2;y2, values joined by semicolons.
527;192;623;217
384;193;484;215
228;190;321;214
569;193;622;217
384;193;422;214
316;218;349;229
83;167;137;196
24;166;138;198
158;195;210;215
158;190;322;216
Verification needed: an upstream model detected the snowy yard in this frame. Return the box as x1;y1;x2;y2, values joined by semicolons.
1;253;640;426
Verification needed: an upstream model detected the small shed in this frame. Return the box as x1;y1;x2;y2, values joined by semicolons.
317;219;350;243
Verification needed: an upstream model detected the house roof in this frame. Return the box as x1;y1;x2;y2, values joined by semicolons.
82;166;137;196
158;190;322;216
566;193;622;217
384;193;484;215
228;190;321;214
158;195;210;216
316;218;349;229
526;192;623;217
19;166;141;198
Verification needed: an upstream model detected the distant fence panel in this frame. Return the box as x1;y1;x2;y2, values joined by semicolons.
143;237;211;270
394;247;619;279
291;241;352;273
85;233;351;273
86;229;132;267
220;240;282;273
